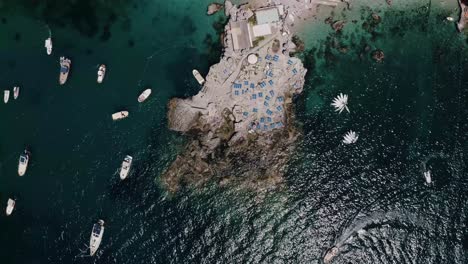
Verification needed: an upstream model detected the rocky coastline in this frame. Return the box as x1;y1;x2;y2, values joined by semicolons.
162;0;330;192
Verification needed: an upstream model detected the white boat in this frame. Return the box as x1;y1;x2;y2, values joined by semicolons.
90;219;105;256
120;155;133;180
343;130;358;144
138;89;152;103
18;150;29;176
192;69;205;85
331;93;349;113
446;17;454;22
112;111;129;121
13;86;19;100
4;90;10;103
6;199;15;216
97;64;106;83
59;57;71;85
424;170;432;184
45;38;52;55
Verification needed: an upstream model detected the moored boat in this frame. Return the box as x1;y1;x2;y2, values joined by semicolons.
45;38;52;55
90;219;105;256
97;64;106;83
120;155;133;180
6;198;15;216
59;57;71;85
4;90;10;103
13;86;19;100
112;111;129;121
424;170;432;184
192;69;205;85
18;150;29;176
137;89;151;103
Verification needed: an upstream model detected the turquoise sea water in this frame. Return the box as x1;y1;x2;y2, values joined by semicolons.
0;0;467;263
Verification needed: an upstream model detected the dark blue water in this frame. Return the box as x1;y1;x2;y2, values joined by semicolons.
0;0;467;263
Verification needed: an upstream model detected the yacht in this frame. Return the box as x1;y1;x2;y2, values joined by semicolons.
13;86;19;100
59;57;71;85
4;90;10;103
424;170;432;184
120;155;133;180
45;37;52;55
90;219;105;256
112;111;129;121
18;150;29;176
192;69;205;85
97;64;106;83
138;89;151;103
6;198;15;216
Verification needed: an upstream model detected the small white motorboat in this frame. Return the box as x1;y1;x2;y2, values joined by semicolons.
59;57;71;85
331;93;350;113
446;17;454;22
4;90;10;103
424;170;432;184
343;130;358;144
120;155;133;180
45;37;52;55
90;219;105;256
138;89;152;103
18;150;29;176
97;64;106;83
192;69;205;85
112;111;129;121
6;198;15;216
13;86;19;100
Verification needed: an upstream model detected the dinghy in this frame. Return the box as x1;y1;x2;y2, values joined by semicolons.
90;219;105;256
45;38;52;55
112;111;129;121
13;86;19;100
138;89;151;103
120;155;133;180
6;199;15;216
18;150;29;176
4;90;10;103
97;64;106;83
59;57;71;85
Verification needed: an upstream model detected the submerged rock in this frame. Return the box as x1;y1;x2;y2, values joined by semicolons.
332;20;346;32
207;3;223;15
371;49;385;63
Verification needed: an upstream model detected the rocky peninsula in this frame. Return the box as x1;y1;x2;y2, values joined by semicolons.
163;0;333;192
